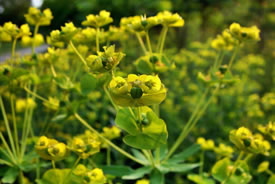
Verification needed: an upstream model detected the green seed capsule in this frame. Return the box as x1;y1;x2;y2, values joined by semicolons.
130;87;143;99
149;55;159;63
243;138;251;147
141;20;148;27
219;65;228;74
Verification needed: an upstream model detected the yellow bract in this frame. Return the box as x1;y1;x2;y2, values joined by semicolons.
214;143;234;158
84;168;106;184
24;7;53;26
109;74;167;107
102;126;121;140
157;11;184;27
136;179;150;184
196;137;215;150
82;10;113;28
16;98;37;112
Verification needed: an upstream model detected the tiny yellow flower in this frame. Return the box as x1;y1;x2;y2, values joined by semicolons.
197;137;215;150
48;142;67;160
136;179;150;184
157;11;184;27
82;10;113;28
85;168;106;184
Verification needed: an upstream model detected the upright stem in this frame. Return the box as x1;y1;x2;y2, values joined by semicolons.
107;147;111;165
63;156;81;184
104;84;119;111
52;160;56;169
137;106;142;131
199;151;205;175
0;96;17;157
11;39;17;66
10;96;19;156
50;63;57;77
96;27;100;52
74;113;146;165
228;44;240;69
159;26;168;55
135;33;147;55
32;24;40;54
145;31;152;54
165;88;210;160
69;40;88;67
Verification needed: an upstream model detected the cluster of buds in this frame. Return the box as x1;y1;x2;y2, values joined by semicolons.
196;137;215;151
86;45;125;73
35;136;68;161
214;143;234;158
16;98;37;112
101;126;121;140
48;22;79;45
229;127;270;155
82;10;113;28
0;22;31;42
74;164;106;184
135;54;168;74
109;74;167;107
258;121;275;141
211;22;260;50
24;7;53;26
68;130;101;159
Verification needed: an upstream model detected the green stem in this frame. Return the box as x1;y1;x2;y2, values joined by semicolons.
157;27;165;52
228;44;240;69
137;106;142;131
50;63;57;77
10;96;19;156
52;160;56;169
135;33;147;55
0;132;16;164
74;113;147;165
217;51;225;68
199;151;205;175
63;156;81;184
32;24;40;54
165;88;210;160
159;26;168;55
145;31;152;54
266;169;274;176
107;147;111;165
19;171;24;184
104;84;119;111
11;39;17;66
96;27;100;52
69;40;88;67
36;157;40;180
0;96;17;157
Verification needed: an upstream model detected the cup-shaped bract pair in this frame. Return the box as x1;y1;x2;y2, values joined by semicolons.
68;130;101;159
24;7;53;26
82;10;113;28
229;127;270;155
157;11;184;27
229;23;260;42
74;164;106;184
197;137;215;151
35;136;68;161
86;45;125;73
21;34;44;47
1;22;31;40
109;74;167;107
258;121;275;141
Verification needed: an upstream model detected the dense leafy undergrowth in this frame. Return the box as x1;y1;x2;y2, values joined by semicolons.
0;6;274;184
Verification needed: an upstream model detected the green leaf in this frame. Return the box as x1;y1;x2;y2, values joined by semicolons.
37;169;81;184
10;68;28;80
187;173;216;184
100;165;134;177
211;158;252;184
2;167;19;183
267;175;275;184
131;149;149;164
167;144;201;164
54;75;75;90
158;163;200;174
136;59;153;74
115;108;139;135
80;73;97;95
150;169;164;184
122;166;152;180
123;133;162;150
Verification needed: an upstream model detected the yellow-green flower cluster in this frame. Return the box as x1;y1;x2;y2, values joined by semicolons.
35;136;68;161
42;97;60;111
48;22;78;45
0;22;31;41
82;10;113;28
196;137;215;151
24;7;53;26
229;23;260;42
136;179;150;184
262;93;275;111
258;121;275;141
16;98;36;112
86;45;125;73
74;164;106;184
211;30;236;51
21;34;44;47
120;11;184;33
214;143;234;158
109;74;167;107
69;130;101;159
101;126;121;140
229;127;270;155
